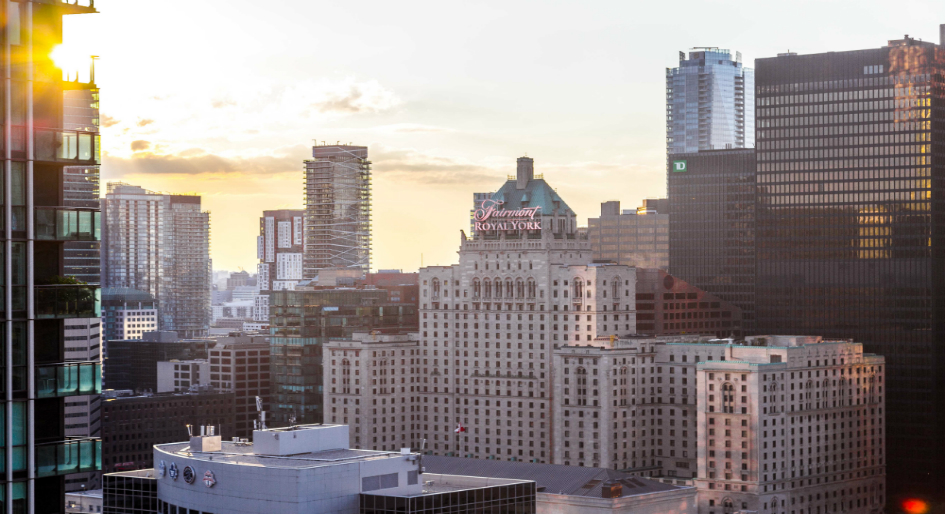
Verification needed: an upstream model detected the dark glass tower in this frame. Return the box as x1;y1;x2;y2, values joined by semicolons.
1;1;104;512
62;86;100;284
667;149;756;331
754;35;945;500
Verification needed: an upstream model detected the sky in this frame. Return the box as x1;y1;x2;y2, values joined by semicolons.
57;0;945;273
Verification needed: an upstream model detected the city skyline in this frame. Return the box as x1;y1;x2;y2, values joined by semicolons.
55;0;945;272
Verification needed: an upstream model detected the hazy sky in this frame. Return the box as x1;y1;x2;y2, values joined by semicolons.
59;0;944;272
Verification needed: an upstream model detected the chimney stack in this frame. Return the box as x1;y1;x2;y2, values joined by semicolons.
516;157;534;190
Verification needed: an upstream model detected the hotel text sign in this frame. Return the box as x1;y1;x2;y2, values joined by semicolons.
474;200;542;231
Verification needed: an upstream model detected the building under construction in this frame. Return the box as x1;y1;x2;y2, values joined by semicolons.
303;144;371;278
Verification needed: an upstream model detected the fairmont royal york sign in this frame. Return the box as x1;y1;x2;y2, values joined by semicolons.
473;200;542;231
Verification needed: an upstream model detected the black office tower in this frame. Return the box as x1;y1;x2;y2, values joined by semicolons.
667;149;756;331
754;34;945;501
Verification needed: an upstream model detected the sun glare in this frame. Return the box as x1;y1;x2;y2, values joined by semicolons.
50;44;87;77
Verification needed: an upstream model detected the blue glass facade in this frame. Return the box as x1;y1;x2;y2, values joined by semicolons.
666;48;754;154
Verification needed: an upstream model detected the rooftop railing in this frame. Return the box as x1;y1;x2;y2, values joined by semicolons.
37;361;101;398
35;438;101;478
34;128;100;165
35;207;100;241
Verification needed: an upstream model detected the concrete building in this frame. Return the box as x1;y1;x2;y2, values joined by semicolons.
257;209;305;294
65;489;103;514
102;183;211;337
100;390;235;473
587;200;669;270
666;47;754;154
211;300;253;325
101;287;158;343
157;359;210;393
304;145;372;277
634;268;743;338
102;469;156;514
150;424;535;514
552;335;885;514
207;335;271;437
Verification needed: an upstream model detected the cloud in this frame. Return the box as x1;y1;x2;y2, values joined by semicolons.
101;114;120;128
130;140;151;151
371;147;496;185
310;80;401;114
136;118;155;127
103;145;309;178
211;98;236;108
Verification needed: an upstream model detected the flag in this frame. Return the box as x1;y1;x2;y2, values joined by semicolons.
455;423;466;433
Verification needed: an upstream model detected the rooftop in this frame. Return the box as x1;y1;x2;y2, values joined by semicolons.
421;456;685;498
154;440;405;470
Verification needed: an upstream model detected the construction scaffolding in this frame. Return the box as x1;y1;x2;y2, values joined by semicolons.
303;144;372;279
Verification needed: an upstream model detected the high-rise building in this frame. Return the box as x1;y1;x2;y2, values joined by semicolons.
255;209;304;322
0;1;106;510
667;150;756;330
587;199;669;269
401;158;637;460
752;31;945;500
303;145;371;277
666;48;754;154
102;183;211;337
63;86;101;285
101;287;158;343
268;288;417;425
553;335;885;513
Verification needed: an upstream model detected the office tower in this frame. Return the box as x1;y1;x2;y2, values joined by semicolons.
667;150;756;330
63;86;100;285
587;199;669;269
102;183;211;337
100;390;234;473
225;270;251;290
303;145;371;277
409;158;636;460
753;32;945;500
268;288;417;425
207;335;271;437
666;48;754;154
634;268;743;337
0;1;106;511
103;332;209;391
552;335;885;513
100;287;158;343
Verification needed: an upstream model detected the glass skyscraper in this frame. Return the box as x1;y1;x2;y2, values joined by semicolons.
666;48;754;154
754;34;945;502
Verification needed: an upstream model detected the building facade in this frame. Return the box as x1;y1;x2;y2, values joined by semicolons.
667;149;756;330
268;289;417;425
102;183;211;337
588;199;669;270
100;390;235;473
1;1;106;511
666;48;754;154
101;287;158;343
753;32;945;499
634;268;743;338
103;332;210;392
63;86;101;285
256;209;304;295
207;335;271;438
552;335;885;514
156;359;210;393
64;317;104;492
303;145;371;277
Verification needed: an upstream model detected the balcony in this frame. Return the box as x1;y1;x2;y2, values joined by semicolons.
36;361;101;398
35;207;100;241
35;438;101;478
34;128;100;165
35;285;100;318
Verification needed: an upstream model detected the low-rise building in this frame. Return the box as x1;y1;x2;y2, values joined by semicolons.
157;359;210;393
207;334;271;437
66;489;103;513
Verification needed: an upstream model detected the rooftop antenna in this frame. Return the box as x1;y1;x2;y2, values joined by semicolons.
255;396;267;430
186;424;193;437
90;55;99;84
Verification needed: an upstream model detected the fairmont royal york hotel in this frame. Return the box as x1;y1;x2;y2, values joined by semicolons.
324;157;887;514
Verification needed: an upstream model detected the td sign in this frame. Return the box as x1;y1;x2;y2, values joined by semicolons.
672;160;688;173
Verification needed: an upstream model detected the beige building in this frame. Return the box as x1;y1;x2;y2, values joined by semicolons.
553;334;885;514
587;199;669;270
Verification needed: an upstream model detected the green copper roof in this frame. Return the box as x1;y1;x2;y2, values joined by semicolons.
491;179;572;215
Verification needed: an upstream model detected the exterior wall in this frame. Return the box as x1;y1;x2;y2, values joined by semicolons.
156;360;210;393
551;336;886;513
257;209;304;295
101;288;158;343
208;340;271;438
587;202;669;270
634;269;743;338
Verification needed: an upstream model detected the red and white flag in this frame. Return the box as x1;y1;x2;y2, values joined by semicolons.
455;423;466;433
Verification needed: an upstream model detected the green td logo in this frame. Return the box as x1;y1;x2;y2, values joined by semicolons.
672;160;688;173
